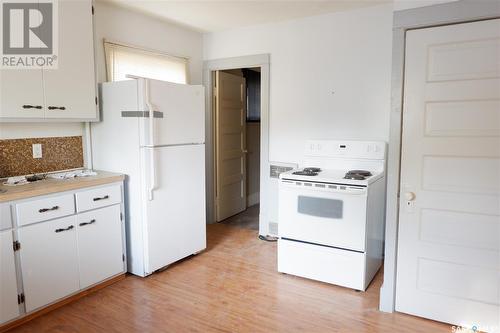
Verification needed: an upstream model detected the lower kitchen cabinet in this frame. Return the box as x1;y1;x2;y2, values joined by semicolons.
77;204;124;289
0;180;125;328
18;216;80;312
0;230;20;324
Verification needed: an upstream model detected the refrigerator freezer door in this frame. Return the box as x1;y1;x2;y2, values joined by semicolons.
139;79;205;147
141;144;206;274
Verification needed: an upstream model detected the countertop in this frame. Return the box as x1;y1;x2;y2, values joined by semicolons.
0;171;125;203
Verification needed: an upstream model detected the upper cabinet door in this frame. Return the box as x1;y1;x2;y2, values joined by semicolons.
0;1;45;120
0;70;45;119
43;0;97;120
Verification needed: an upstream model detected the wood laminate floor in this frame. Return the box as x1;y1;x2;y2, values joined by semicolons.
9;224;452;333
220;205;260;230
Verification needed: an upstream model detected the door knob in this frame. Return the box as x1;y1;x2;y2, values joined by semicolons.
242;150;248;154
404;192;416;201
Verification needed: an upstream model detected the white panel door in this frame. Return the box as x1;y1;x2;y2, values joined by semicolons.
215;71;247;221
0;230;19;324
142;144;206;274
139;79;205;146
396;19;500;330
18;216;79;312
77;205;124;289
43;0;96;119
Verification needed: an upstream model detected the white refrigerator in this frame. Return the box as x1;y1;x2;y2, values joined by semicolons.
90;78;206;277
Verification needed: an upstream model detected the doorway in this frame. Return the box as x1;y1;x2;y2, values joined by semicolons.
212;68;261;229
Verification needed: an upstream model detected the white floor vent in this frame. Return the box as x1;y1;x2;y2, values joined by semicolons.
268;222;278;236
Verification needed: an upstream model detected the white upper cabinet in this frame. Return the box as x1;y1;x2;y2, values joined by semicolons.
0;0;97;121
44;0;97;120
0;70;45;119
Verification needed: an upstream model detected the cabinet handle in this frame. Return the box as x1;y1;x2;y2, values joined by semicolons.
48;106;66;110
22;105;42;109
93;195;109;202
79;219;96;227
55;225;74;233
39;206;59;213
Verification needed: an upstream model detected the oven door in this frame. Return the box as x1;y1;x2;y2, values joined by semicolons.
278;180;368;252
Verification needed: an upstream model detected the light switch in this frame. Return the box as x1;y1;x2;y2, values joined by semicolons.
32;144;42;159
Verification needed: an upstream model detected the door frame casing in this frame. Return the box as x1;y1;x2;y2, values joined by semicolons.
380;0;500;313
203;54;270;235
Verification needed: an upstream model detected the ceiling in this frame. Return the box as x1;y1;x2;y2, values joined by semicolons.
100;0;390;33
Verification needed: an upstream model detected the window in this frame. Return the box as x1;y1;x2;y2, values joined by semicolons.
104;41;188;83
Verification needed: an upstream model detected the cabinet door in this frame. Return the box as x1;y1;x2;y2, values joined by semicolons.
77;204;123;289
0;4;44;120
0;69;44;119
43;0;97;120
0;230;20;324
18;216;79;312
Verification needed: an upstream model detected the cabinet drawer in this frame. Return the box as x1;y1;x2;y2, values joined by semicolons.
277;238;366;290
76;184;121;212
16;194;75;227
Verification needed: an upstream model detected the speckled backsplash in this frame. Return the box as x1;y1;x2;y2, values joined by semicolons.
0;136;84;178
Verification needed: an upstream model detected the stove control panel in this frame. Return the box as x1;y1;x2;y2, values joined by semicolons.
280;179;367;194
305;140;386;160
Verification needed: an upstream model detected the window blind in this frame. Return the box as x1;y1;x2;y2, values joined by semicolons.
104;41;188;83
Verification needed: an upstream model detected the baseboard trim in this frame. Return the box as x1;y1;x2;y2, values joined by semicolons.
0;273;126;333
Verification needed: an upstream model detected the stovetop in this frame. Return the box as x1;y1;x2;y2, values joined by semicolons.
280;167;383;186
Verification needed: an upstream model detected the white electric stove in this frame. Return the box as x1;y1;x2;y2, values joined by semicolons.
277;140;386;291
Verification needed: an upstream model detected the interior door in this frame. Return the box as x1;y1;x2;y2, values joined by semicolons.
396;19;500;330
0;230;20;324
214;71;247;221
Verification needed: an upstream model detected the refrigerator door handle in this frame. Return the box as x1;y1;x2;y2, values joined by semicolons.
145;80;158;200
148;148;157;201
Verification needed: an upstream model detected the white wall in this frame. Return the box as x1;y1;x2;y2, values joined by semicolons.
204;4;393;229
0;1;203;144
393;0;460;11
93;1;203;85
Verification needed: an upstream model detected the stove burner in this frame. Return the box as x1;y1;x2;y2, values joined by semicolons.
343;173;366;180
292;167;321;176
303;167;321;173
344;170;372;180
292;170;318;176
347;170;372;177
